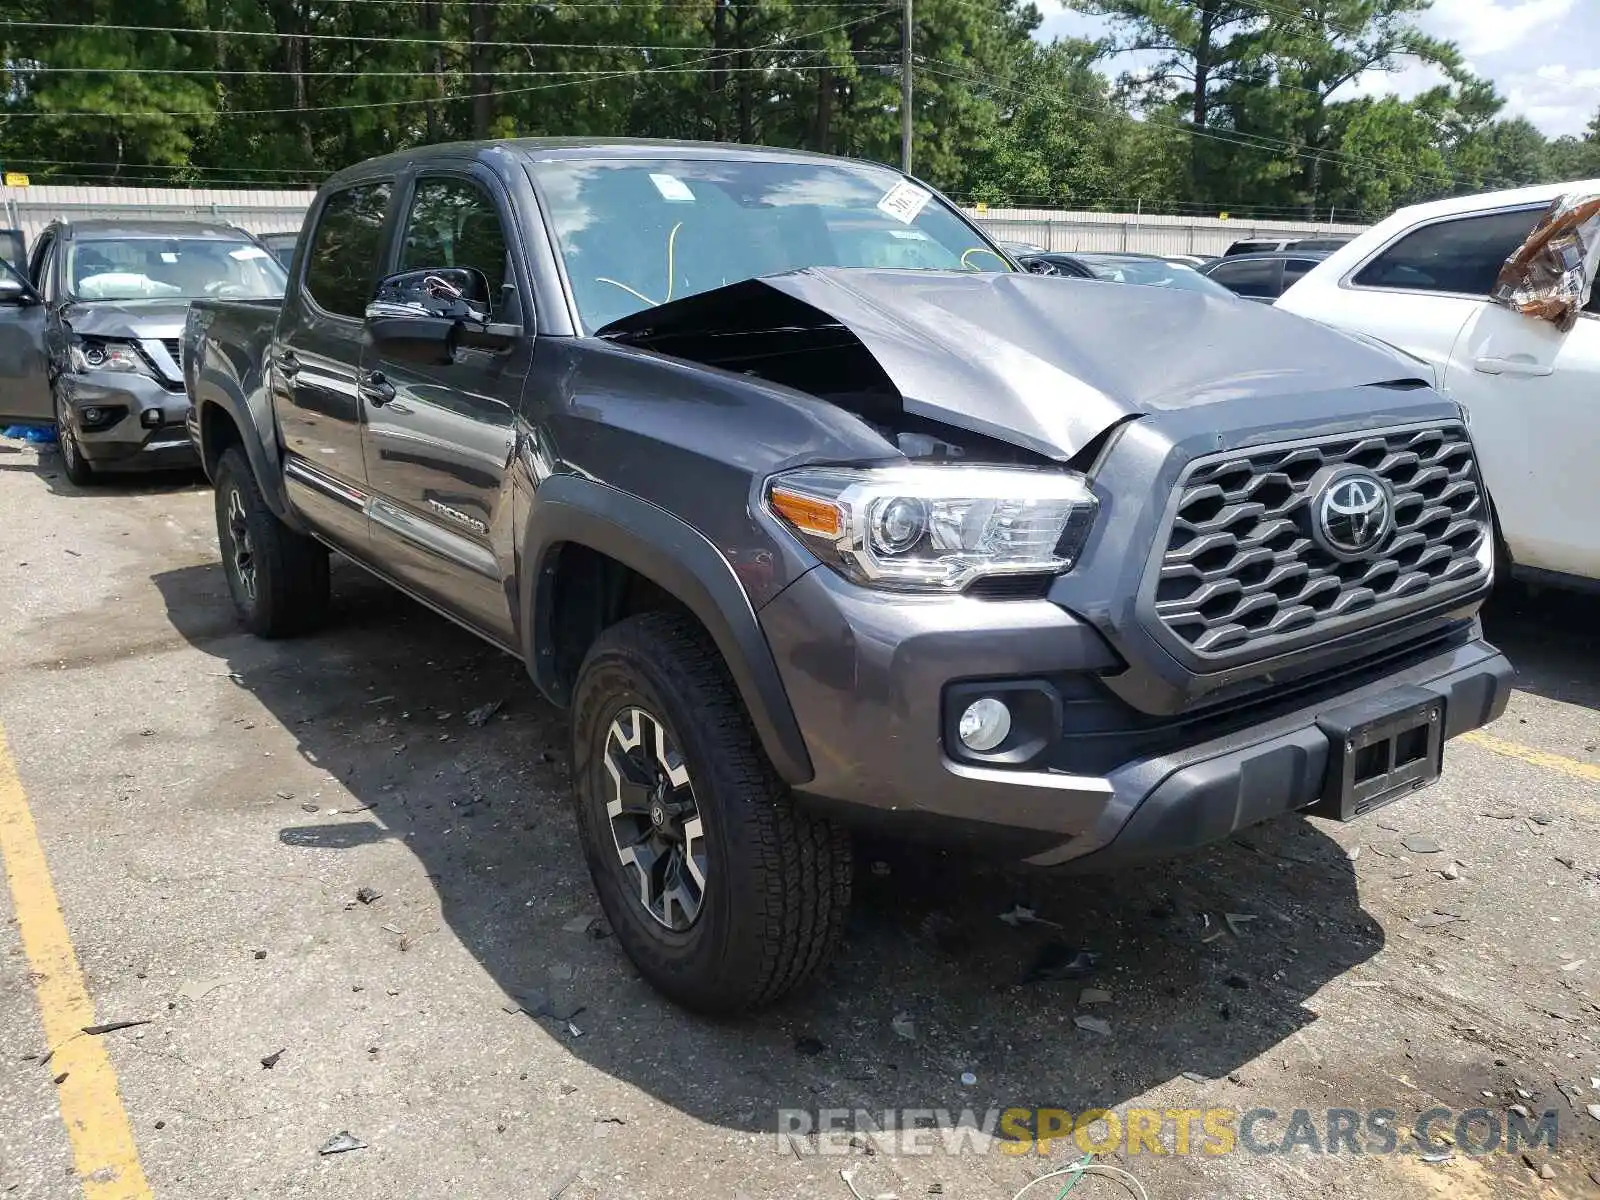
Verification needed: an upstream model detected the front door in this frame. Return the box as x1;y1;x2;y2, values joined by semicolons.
0;262;51;424
360;169;530;646
1445;297;1600;582
274;180;395;554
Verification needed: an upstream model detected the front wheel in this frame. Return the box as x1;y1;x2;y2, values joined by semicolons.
214;447;330;638
54;392;94;486
571;611;852;1013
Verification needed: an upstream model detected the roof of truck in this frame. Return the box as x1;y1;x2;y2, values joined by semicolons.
55;218;255;240
323;137;879;187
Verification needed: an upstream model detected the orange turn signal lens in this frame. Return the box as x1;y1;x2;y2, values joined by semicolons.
769;487;844;538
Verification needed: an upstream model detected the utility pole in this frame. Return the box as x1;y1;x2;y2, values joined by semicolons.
900;0;913;173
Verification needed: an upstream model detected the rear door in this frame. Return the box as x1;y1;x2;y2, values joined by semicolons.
0;234;53;425
1444;286;1600;582
358;166;530;646
274;179;396;553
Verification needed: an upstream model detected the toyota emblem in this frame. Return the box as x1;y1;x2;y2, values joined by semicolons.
1311;469;1393;560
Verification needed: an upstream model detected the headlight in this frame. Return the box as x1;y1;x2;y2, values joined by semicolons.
766;464;1098;592
69;339;151;375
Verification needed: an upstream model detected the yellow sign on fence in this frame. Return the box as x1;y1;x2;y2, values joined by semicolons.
2;173;29;188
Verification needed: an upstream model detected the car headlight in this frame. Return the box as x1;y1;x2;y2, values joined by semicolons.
69;339;152;375
766;464;1098;592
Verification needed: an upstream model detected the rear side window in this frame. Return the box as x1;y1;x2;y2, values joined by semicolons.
1283;258;1320;288
1352;208;1543;297
304;182;393;318
1207;257;1281;297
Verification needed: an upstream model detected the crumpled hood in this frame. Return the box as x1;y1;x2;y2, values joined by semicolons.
601;268;1428;460
61;299;193;340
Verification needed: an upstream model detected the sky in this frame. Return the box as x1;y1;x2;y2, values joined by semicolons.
1032;0;1600;138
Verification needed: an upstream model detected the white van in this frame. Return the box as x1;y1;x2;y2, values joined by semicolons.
1277;180;1600;591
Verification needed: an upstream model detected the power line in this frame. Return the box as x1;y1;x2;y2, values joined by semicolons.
10;56;894;78
0;17;893;52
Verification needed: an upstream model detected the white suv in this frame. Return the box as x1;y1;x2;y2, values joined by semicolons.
1278;181;1600;590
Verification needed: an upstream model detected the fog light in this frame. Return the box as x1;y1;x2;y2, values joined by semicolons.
957;697;1012;752
141;409;163;428
81;406;105;425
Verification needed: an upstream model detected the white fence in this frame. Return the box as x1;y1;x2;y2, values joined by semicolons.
963;207;1370;257
1;186;316;245
2;184;1369;260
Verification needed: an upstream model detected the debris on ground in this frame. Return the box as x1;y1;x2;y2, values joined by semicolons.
318;1131;367;1156
1411;910;1462;928
1224;913;1257;936
261;1049;284;1069
82;1020;152;1037
890;1012;917;1041
1401;834;1442;854
959;1072;977;1087
1441;861;1462;880
998;904;1063;930
1510;1104;1532;1119
503;988;585;1023
381;923;404;936
465;701;503;727
561;915;596;934
355;886;382;905
1181;1071;1210;1084
177;978;226;1002
1586;1103;1600;1122
794;1035;826;1057
1347;845;1362;862
1560;959;1586;972
548;963;575;982
1024;942;1100;984
1078;988;1112;1006
586;920;611;941
840;1166;897;1200
301;803;319;813
253;950;268;960
1073;1015;1112;1037
1555;855;1576;869
565;1020;584;1037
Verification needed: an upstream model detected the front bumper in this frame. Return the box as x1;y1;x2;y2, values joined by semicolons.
59;373;197;470
759;566;1512;868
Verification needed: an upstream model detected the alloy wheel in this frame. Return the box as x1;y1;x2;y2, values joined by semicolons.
225;487;258;604
602;706;707;932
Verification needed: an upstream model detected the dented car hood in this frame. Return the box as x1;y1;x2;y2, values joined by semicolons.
599;267;1427;461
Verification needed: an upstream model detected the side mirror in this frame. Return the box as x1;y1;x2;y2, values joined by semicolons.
0;276;34;306
365;267;520;363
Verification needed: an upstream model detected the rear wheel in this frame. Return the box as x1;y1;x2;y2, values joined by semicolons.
214;447;329;637
54;391;94;486
571;611;852;1013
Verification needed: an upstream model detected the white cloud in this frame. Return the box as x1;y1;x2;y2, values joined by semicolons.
1422;0;1577;57
1502;63;1600;136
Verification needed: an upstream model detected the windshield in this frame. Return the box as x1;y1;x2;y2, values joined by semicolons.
67;237;287;302
1081;256;1236;298
529;157;1011;331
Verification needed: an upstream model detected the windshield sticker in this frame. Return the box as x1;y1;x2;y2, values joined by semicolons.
649;173;696;202
888;229;932;240
229;246;269;260
160;251;179;263
876;181;931;225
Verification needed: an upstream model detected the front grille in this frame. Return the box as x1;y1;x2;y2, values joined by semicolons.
162;338;182;367
1151;423;1488;661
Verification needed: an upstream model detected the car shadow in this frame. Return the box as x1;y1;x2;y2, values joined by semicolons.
150;559;1385;1135
0;439;204;498
1481;583;1600;711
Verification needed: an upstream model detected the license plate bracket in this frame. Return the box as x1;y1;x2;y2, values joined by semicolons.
1313;686;1445;822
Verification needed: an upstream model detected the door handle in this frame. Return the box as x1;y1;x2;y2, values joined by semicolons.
275;349;301;379
359;371;396;406
1473;356;1553;377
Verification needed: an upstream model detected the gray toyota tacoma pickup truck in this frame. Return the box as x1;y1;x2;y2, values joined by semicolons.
183;139;1512;1013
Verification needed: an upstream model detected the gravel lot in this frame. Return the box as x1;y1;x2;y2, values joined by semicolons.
1;437;1598;1200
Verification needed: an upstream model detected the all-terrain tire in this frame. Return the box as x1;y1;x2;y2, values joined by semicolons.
214;447;330;638
571;611;852;1013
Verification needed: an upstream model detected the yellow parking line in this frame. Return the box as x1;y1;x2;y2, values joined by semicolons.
0;724;152;1200
1461;730;1600;787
